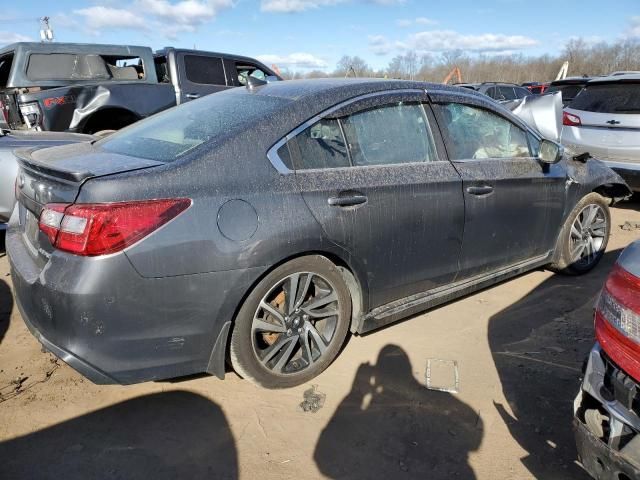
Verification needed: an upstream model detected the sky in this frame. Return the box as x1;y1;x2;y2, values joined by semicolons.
0;0;638;72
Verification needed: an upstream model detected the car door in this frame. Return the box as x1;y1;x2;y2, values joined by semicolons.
273;91;465;309
177;52;231;103
431;95;567;279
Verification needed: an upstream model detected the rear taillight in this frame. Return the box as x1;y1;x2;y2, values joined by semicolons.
595;264;640;381
563;111;582;127
38;199;191;256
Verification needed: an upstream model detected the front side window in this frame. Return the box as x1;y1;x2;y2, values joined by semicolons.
498;86;517;100
184;55;226;85
236;63;267;86
341;103;436;166
439;103;532;160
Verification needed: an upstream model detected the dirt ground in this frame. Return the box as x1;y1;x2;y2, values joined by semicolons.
1;202;640;480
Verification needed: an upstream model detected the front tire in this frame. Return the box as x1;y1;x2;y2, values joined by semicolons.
549;192;611;275
230;255;352;389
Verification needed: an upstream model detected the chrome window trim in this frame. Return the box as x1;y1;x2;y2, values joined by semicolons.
266;88;426;174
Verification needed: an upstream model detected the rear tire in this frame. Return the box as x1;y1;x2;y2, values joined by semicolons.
229;255;351;389
549;192;610;275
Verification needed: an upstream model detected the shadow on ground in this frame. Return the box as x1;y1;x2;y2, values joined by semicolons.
489;250;622;479
315;344;482;479
0;279;11;346
0;391;237;480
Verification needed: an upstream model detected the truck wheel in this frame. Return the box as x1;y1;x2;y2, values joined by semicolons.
230;255;351;389
549;193;610;275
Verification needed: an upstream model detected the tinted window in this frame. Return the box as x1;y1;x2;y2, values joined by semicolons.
498;86;517;100
0;53;13;88
486;86;496;98
546;84;584;102
341;103;436;166
439;103;532;160
570;83;640;114
515;87;531;99
184;55;226;85
290;118;350;170
99;92;286;162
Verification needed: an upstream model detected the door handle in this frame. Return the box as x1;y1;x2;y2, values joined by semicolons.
328;193;368;207
185;93;200;99
466;185;494;196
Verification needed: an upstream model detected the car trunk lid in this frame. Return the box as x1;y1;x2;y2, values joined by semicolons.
13;141;164;265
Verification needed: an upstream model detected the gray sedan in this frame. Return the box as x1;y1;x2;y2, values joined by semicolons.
7;78;631;388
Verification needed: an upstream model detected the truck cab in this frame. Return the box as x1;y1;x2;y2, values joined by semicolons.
154;47;280;105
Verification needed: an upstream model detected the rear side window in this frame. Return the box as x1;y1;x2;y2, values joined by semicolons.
184;55;226;85
439;103;531;160
570;83;640;114
547;84;584;102
515;87;531;99
342;103;436;166
290;118;350;170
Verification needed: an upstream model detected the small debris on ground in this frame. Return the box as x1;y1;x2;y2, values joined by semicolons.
426;358;459;393
620;221;640;231
299;384;326;413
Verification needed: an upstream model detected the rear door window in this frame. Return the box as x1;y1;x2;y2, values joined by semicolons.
341;103;437;166
184;55;226;85
438;103;531;160
498;86;517;100
570;83;640;114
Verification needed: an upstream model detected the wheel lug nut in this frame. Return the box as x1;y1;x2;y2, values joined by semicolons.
303;314;309;321
298;327;302;333
287;329;292;336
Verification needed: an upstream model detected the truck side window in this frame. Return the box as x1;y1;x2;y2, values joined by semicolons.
184;55;226;86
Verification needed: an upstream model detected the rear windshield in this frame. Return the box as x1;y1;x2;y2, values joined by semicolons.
98;92;287;162
546;84;583;101
26;53;145;81
570;83;640;114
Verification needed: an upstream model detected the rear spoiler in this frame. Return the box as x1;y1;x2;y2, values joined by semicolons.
14;147;89;183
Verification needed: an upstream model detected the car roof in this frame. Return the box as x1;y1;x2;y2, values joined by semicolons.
240;77;480;102
588;73;640;84
0;42;151;57
550;76;592;86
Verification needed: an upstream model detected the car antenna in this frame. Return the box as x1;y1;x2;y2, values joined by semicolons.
246;76;268;90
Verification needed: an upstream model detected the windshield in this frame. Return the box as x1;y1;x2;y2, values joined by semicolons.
98;91;287;162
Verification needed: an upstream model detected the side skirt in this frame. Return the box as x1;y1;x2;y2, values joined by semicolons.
358;252;553;334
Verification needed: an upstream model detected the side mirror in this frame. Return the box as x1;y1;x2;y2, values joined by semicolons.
539;139;563;164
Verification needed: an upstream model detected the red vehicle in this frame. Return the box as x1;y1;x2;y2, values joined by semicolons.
574;240;640;479
521;82;550;94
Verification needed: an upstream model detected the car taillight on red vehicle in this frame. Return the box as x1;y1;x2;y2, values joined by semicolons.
595;263;640;382
563;111;582;127
39;199;191;256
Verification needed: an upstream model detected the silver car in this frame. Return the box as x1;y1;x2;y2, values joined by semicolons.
0;130;93;229
561;74;640;191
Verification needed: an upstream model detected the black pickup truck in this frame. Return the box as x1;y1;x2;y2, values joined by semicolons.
0;42;279;133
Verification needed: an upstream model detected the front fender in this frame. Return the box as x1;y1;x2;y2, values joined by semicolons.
566;157;632;205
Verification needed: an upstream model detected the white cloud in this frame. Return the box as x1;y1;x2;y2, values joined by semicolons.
368;34;394;55
0;31;32;45
261;0;345;12
406;30;538;52
73;6;147;33
627;16;640;37
137;0;233;25
257;52;328;68
396;16;437;27
261;0;402;12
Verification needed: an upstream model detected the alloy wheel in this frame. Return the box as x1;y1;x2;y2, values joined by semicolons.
569;204;608;268
251;272;341;375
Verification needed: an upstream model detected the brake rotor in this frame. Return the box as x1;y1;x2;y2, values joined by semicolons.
262;291;286;346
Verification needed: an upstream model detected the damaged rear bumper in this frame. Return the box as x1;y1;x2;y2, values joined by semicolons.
574;343;640;479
